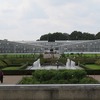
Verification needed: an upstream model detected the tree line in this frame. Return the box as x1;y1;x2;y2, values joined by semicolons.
39;31;100;41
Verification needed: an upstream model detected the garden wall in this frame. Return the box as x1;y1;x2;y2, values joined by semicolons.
0;84;100;100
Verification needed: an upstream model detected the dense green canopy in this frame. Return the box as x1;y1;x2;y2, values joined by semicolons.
39;31;100;41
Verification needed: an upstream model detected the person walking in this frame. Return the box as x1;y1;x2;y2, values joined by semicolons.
0;70;3;83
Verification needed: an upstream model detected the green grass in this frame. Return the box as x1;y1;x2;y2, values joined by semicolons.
2;67;20;70
85;64;100;70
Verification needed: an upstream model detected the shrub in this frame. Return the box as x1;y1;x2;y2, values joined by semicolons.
31;70;89;84
61;70;73;80
79;77;99;84
58;57;66;65
72;70;87;79
74;57;97;65
20;77;33;84
69;78;79;84
58;80;69;84
32;70;56;82
52;71;63;80
20;70;98;84
61;54;66;58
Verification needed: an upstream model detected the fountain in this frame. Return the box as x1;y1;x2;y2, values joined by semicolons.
31;59;41;69
66;59;76;69
66;59;71;69
27;58;81;70
28;59;65;70
33;59;41;68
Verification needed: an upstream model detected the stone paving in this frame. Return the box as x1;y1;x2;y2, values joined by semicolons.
0;75;24;84
89;75;100;82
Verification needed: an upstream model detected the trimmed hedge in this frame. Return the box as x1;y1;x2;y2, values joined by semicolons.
19;63;29;70
2;70;34;75
20;70;99;84
0;60;7;67
85;70;100;75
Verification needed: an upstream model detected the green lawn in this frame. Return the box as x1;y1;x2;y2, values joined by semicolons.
2;67;20;70
85;64;100;70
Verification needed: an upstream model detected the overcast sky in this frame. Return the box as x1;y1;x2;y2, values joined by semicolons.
0;0;100;41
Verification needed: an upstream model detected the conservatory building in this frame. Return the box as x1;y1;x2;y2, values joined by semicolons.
0;39;100;54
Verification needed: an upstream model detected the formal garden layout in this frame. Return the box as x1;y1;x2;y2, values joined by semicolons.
0;53;100;84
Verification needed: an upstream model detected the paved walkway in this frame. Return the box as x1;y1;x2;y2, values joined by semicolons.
0;75;24;84
0;75;100;84
89;75;100;82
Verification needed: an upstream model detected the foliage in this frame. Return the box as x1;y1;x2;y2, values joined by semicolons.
61;53;66;58
40;53;66;66
40;58;58;65
74;56;97;65
39;31;97;41
2;59;12;66
69;31;83;40
58;57;66;65
79;77;98;84
40;32;69;41
0;60;7;67
20;77;33;84
20;70;99;84
0;54;39;70
95;59;100;65
96;32;100;39
19;63;29;70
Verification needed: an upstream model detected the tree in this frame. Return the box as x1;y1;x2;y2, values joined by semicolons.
40;34;48;40
48;33;55;42
39;31;96;41
96;32;100;39
69;31;83;40
39;32;69;41
82;32;95;40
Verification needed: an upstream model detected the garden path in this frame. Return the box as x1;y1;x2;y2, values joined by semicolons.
89;75;100;82
0;75;24;84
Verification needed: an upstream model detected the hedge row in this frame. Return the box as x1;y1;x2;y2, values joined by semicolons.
19;63;29;70
20;70;98;84
2;70;34;75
